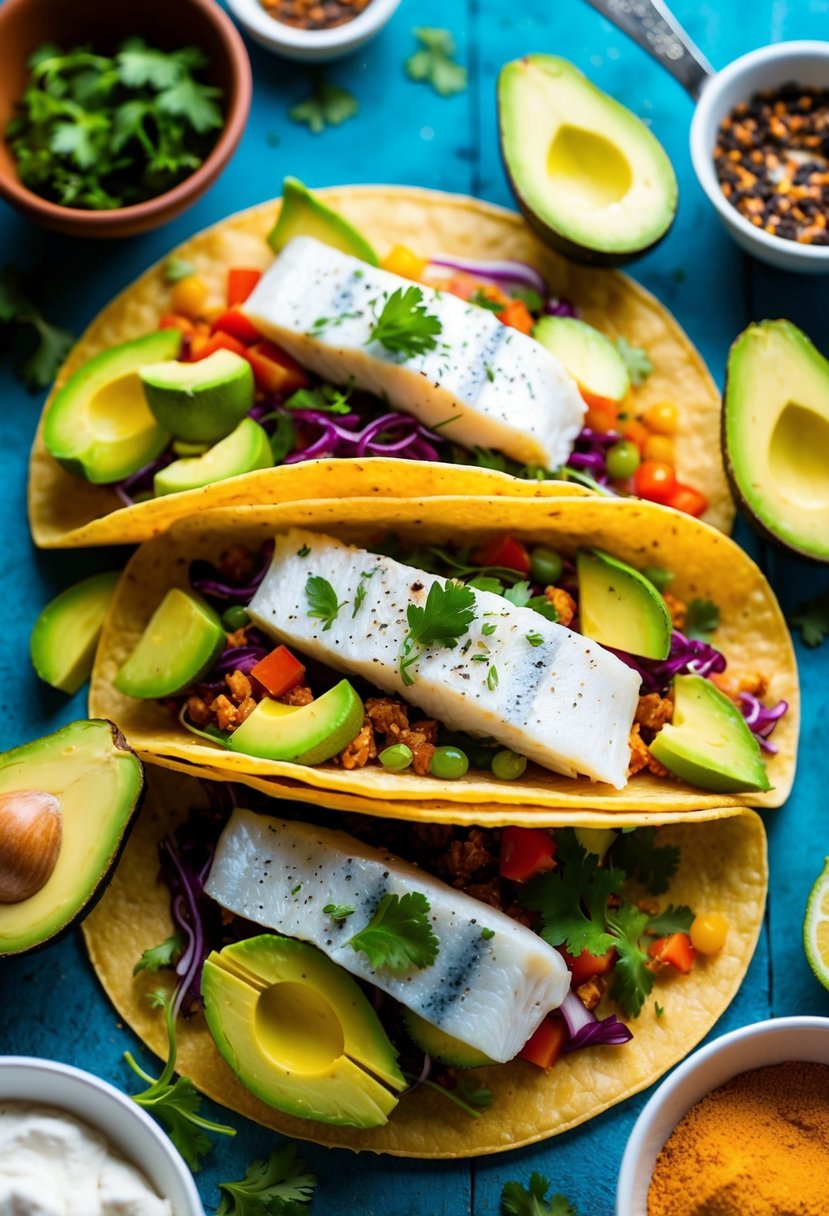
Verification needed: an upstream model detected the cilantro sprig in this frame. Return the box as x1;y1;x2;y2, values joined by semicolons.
791;587;829;648
0;268;73;389
305;575;347;631
405;28;468;97
289;79;358;135
218;1145;316;1215
399;579;476;685
348;891;439;973
501;1173;577;1216
685;597;720;641
133;932;184;976
613;336;652;386
368;286;443;358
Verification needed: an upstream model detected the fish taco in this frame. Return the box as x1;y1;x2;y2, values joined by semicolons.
83;767;767;1157
89;495;798;820
30;183;729;549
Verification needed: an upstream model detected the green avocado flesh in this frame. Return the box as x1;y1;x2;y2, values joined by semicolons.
649;674;771;793
498;55;677;265
114;588;225;699
0;720;144;957
533;316;630;402
724;319;829;561
268;177;379;264
154;418;272;497
30;572;120;695
403;1008;495;1068
140;349;255;444
228;680;364;765
43;329;180;484
202;934;405;1127
577;548;672;660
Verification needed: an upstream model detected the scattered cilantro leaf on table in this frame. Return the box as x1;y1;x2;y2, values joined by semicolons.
405;28;468;97
685;597;720;641
0;267;73;390
305;575;347;631
646;904;694;937
289;80;358;134
399;579;476;685
133;932;185;976
124;990;235;1171
368;286;443;357
791;588;829;648
348;891;439;972
610;826;679;895
614;336;652;386
501;1173;577;1216
218;1145;316;1215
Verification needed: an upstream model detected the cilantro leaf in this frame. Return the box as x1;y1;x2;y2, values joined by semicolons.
163;256;196;283
289;81;358;135
610;827;679;896
285;382;352;415
352;568;378;618
501;1173;576;1216
156;77;223;134
468;575;506;596
323;903;356;921
305;575;346;631
647;904;694;937
368;286;443;358
613;336;652;386
117;43;189;90
217;1145;316;1215
133;932;185;976
521;830;624;958
459;1075;493;1109
526;630;545;647
348;891;439;973
124;990;235;1171
400;579;476;684
0;267;73;390
405;28;468;97
791;587;829;648
685;597;719;641
606;903;654;1018
503;580;531;607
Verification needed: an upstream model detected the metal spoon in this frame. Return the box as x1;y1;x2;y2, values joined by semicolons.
583;0;714;97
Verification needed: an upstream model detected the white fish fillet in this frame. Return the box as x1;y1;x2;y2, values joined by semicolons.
205;808;570;1062
248;528;639;787
241;236;585;468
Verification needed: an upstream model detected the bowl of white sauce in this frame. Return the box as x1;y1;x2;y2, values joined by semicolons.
0;1056;205;1216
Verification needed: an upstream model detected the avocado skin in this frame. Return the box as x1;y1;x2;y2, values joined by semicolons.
0;720;145;959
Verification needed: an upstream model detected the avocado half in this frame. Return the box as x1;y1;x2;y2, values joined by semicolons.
498;55;678;266
723;319;829;562
0;720;144;957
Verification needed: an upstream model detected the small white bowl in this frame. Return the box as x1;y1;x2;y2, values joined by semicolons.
616;1015;829;1215
226;0;401;62
0;1057;204;1216
690;41;829;274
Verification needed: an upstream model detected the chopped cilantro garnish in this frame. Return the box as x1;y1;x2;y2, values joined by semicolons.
685;597;719;641
352;568;378;618
480;926;495;940
521;830;624;959
285;382;352;415
305;575;347;631
310;309;362;334
510;287;543;313
504;580;531;607
348;891;439;973
133;933;184;976
368;286;442;358
289;79;358;134
610;827;679;896
614;336;652;386
291;883;302;895
404;28;468;97
526;630;545;647
469;289;504;314
501;1174;577;1216
487;664;499;690
655;1002;665;1018
399;579;476;685
459;1075;493;1108
646;904;694;937
218;1145;316;1216
297;543;311;557
482;622;497;636
323;903;356;921
606;903;654;1018
163;256;196;284
791;587;829;648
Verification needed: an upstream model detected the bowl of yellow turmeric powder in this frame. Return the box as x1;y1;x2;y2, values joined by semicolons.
616;1015;829;1216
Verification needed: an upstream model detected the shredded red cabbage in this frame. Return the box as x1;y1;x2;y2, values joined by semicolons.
740;692;788;754
113;451;175;507
210;645;269;676
543;297;579;318
610;630;728;695
272;407;441;464
190;540;274;604
559;989;633;1051
427;254;548;295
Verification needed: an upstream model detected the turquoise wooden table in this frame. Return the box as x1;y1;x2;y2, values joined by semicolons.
2;1;828;1211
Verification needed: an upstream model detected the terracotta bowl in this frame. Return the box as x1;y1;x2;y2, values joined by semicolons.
0;0;252;237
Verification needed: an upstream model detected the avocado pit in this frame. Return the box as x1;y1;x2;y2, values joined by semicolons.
256;981;346;1072
0;790;62;904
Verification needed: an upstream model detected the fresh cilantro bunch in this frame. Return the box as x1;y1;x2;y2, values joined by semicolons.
0;267;73;389
218;1145;316;1215
6;39;224;210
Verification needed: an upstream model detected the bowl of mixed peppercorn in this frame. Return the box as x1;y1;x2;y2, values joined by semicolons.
691;40;829;273
0;0;251;237
226;0;402;62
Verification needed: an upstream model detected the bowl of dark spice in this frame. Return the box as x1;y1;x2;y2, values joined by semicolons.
616;1015;829;1216
691;41;829;273
0;0;251;237
225;0;402;62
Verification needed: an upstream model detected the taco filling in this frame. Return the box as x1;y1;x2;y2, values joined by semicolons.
116;528;787;794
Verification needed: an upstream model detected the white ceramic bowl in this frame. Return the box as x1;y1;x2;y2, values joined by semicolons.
0;1057;204;1216
226;0;401;62
690;41;829;274
616;1015;829;1215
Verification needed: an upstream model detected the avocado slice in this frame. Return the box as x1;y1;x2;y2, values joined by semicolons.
403;1008;495;1069
227;681;364;765
533;316;630;403
574;827;617;861
114;588;225;699
140;349;255;443
498;56;677;266
268;177;379;264
43;330;181;484
30;571;120;695
724;320;829;561
649;674;771;793
577;548;672;660
0;720;144;956
153;418;272;497
202;934;405;1127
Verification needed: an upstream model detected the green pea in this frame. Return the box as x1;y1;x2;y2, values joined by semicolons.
530;546;563;585
429;745;469;780
491;749;528;780
437;729;495;770
222;606;250;631
643;565;675;592
379;744;413;772
606;439;641;481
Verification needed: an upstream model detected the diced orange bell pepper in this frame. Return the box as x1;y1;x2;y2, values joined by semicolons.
499;826;556;883
188;331;249;362
159;313;196;336
497;298;535;335
227;268;262;307
245;341;310;395
620;418;650;451
381;245;427;281
250;646;306;699
648;933;696;974
211;308;262;345
583;392;620;434
471;535;531;575
663;482;709;518
559;945;617;988
519;1016;567;1069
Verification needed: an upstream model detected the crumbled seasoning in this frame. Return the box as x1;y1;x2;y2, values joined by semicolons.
260;0;372;30
714;83;829;245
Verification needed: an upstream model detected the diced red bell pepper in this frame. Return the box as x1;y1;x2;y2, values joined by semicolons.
648;933;696;974
211;308;262;345
159;313;196;336
227;268;262;308
250;646;306;699
497;298;535;335
188;331;249;362
519;1015;567;1069
663;482;709;518
499;826;556;883
245;341;310;395
559;945;617;988
471;535;532;575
